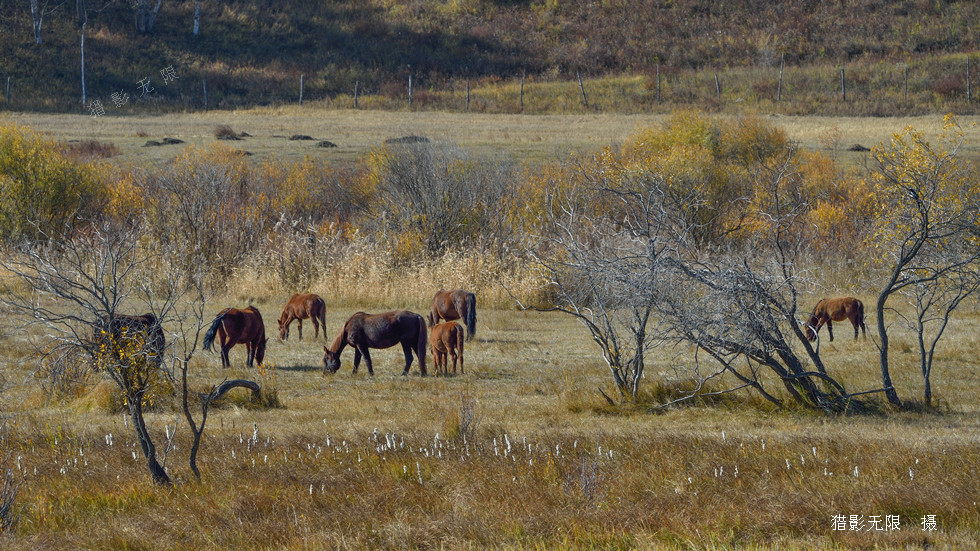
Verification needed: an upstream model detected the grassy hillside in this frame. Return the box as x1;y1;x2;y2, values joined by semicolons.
0;1;979;114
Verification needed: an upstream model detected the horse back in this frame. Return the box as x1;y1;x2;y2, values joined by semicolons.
349;310;423;349
224;307;266;344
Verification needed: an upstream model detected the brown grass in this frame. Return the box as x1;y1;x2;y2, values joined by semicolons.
0;295;978;548
7;109;980;166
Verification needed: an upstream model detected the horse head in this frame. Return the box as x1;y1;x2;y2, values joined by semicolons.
278;317;289;341
256;337;268;366
804;316;819;341
322;346;340;374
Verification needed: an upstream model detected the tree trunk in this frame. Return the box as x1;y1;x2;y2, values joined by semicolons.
875;290;901;406
128;398;171;485
31;0;43;44
80;20;86;105
193;0;200;35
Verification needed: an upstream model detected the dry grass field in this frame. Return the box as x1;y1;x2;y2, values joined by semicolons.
1;296;979;549
1;108;980;549
5;107;980;165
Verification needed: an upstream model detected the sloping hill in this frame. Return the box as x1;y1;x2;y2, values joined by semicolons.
0;0;977;112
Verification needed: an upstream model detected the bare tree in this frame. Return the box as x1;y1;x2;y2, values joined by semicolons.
1;221;175;484
372;140;520;258
132;0;163;34
521;169;674;402
867;118;980;407
29;0;67;44
524;146;861;411
903;264;980;407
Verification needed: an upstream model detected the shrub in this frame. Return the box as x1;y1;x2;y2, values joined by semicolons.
0;123;107;242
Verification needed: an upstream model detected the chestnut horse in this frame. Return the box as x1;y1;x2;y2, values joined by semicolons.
322;310;427;376
278;293;326;341
428;289;477;341
203;306;268;368
429;321;464;376
96;313;166;367
804;297;866;342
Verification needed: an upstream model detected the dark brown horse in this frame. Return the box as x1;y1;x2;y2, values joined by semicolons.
203;306;267;368
428;289;477;342
804;297;866;342
322;310;427;376
429;321;464;376
278;293;327;341
96;313;166;367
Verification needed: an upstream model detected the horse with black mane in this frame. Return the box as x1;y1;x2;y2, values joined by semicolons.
203;306;267;368
323;310;427;376
428;289;477;342
804;296;866;342
278;293;326;341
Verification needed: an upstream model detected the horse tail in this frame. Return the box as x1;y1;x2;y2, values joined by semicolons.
856;299;867;337
463;292;476;341
317;297;327;335
202;313;225;353
417;314;428;373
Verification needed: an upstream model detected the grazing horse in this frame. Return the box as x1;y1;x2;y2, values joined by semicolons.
203;306;267;368
804;297;866;342
322;310;427;376
429;321;464;376
428;289;477;342
278;293;326;341
96;313;166;367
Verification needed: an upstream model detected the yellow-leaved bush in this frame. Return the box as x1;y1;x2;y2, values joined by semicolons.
0;122;107;241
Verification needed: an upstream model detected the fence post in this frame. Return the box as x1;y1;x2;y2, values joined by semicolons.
840;67;846;102
354;81;359;109
656;63;661;103
714;73;721;100
520;70;525;111
466;80;470;112
203;79;208;110
5;77;10;103
777;53;784;102
968;57;972;102
408;74;413;108
577;71;588;107
299;74;304;105
904;64;908;102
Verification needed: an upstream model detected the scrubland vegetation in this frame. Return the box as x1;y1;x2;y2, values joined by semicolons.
2;1;980;115
0;109;979;549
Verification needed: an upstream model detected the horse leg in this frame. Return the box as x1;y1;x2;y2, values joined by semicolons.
449;348;458;375
401;341;414;376
827;320;834;342
245;342;254;367
221;344;231;369
297;318;303;341
361;346;374;376
352;348;361;374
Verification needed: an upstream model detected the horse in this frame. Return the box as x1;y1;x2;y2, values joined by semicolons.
429;321;464;376
278;293;327;341
428;289;477;342
322;310;427;376
203;306;268;368
95;313;166;368
804;296;866;342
